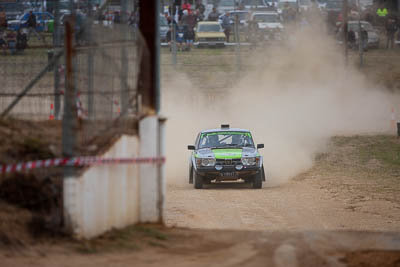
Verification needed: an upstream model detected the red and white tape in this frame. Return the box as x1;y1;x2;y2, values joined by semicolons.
1;156;165;175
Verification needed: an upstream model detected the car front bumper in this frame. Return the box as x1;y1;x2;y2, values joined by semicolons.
195;165;261;180
195;41;225;47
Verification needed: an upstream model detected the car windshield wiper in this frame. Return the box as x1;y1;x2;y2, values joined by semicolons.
220;143;240;147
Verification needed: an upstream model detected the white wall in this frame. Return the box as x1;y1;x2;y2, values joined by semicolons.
63;116;166;239
64;135;141;239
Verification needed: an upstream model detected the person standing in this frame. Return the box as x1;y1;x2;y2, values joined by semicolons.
26;11;44;43
386;18;397;49
361;25;368;51
0;7;7;32
207;7;219;21
376;5;388;26
221;12;231;42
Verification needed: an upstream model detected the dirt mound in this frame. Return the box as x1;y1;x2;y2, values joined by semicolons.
342;250;400;267
0;200;33;248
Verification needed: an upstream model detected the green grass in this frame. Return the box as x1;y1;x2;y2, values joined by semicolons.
357;135;400;167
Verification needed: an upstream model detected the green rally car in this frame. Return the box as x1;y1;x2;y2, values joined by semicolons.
188;124;266;189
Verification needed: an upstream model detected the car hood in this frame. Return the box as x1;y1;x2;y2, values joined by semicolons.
196;32;226;38
258;22;283;29
196;147;258;159
368;31;379;39
8;20;21;24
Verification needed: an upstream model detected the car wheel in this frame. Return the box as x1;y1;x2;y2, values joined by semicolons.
252;172;262;189
194;169;203;189
189;166;193;184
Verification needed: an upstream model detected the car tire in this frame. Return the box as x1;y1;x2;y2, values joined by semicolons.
194;169;203;189
189;166;193;184
252;172;262;189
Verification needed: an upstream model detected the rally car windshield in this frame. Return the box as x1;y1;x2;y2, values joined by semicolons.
198;132;254;149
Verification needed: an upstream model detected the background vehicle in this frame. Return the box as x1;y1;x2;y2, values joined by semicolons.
246;11;284;41
160;15;169;42
277;0;298;14
7;11;54;32
195;21;226;47
217;0;238;14
218;10;249;32
241;0;268;9
0;1;24;21
188;125;266;189
347;20;380;48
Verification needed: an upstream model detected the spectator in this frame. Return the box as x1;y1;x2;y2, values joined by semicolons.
207;7;219;21
166;25;173;50
16;28;27;52
128;11;137;26
221;12;231;42
386;18;397;49
113;11;121;24
186;9;198;29
195;9;204;22
26;11;44;43
0;31;6;54
176;21;187;51
182;0;191;13
185;25;195;51
376;5;388;26
0;7;7;32
361;25;368;51
348;27;356;49
196;0;205;15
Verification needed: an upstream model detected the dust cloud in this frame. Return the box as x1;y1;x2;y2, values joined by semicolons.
161;24;400;186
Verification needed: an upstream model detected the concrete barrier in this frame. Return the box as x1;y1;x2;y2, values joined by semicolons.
63;116;166;239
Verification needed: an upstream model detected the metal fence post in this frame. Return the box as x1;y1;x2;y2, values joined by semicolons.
87;1;95;119
63;18;78;177
120;0;129;116
172;22;177;67
53;0;61;119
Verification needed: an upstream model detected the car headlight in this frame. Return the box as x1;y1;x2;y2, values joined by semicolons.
196;158;216;167
201;158;216;167
242;157;257;166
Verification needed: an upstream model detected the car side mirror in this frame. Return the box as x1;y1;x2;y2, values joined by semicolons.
188;145;195;150
257;144;264;149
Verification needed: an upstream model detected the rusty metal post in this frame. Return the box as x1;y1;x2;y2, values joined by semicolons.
138;0;160;114
343;0;348;65
62;18;78;176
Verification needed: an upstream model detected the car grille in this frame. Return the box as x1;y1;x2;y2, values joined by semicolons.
216;159;241;166
205;38;221;42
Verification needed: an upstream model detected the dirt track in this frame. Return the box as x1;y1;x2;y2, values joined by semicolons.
165;137;400;232
165;177;399;232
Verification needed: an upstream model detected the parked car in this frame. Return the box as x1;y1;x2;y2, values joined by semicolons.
347;20;380;48
241;0;269;10
218;10;250;32
0;2;24;21
217;0;238;14
7;11;54;32
246;11;284;41
160;15;169;42
195;21;226;48
187;124;266;189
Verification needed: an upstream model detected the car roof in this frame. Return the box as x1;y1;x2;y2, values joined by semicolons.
252;11;278;15
348;20;370;24
198;21;220;25
201;128;251;134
